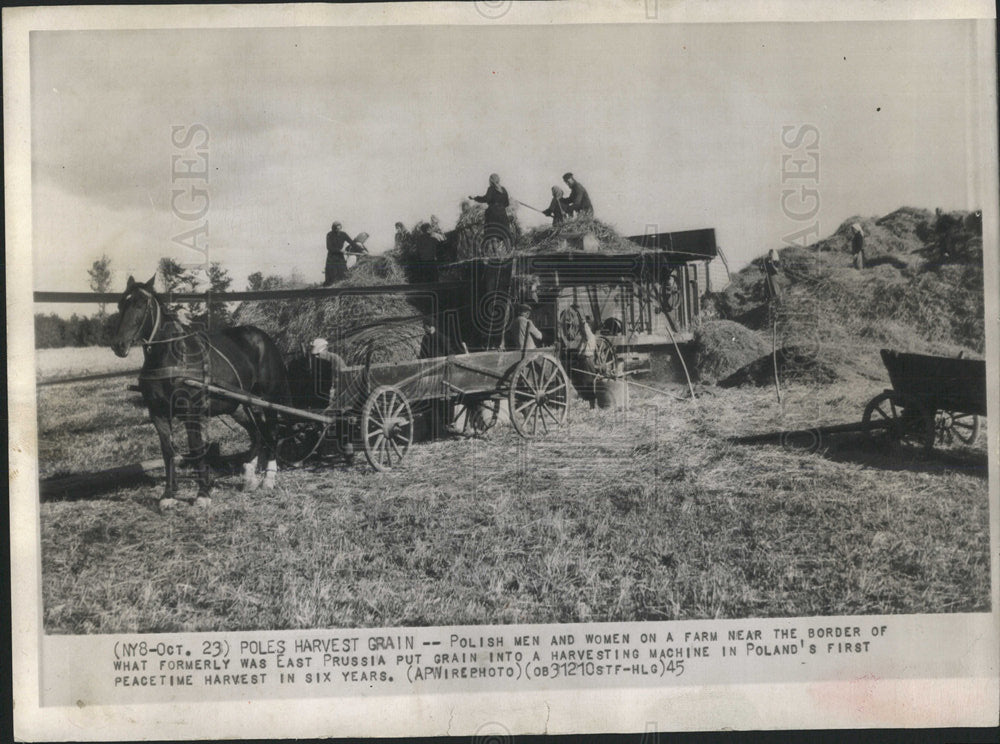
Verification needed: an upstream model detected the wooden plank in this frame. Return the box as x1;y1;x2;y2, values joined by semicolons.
36;368;141;387
34;281;465;305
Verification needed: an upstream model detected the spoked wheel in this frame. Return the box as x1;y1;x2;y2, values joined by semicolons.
593;336;618;378
934;411;980;446
454;398;500;437
276;422;327;467
862;391;935;452
558;307;583;348
361;385;413;471
508;354;569;438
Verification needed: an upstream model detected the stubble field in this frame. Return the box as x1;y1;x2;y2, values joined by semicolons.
35;347;991;634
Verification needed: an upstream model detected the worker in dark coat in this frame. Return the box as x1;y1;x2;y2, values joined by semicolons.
414;222;443;284
324;222;364;286
542;186;568;226
561;172;593;218
470;173;512;252
418;317;457;359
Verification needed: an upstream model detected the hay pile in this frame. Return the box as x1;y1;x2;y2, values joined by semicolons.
517;215;640;255
690;320;769;384
706;206;985;383
718;346;839;388
232;253;424;361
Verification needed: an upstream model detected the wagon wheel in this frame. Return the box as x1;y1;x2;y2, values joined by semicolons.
454;398;500;437
934;411;980;446
508;354;569;438
593;336;618;378
361;385;413;471
862;391;935;452
276;422;327;467
558;307;583;348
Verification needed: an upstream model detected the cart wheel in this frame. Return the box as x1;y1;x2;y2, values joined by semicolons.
454;398;500;437
508;354;569;438
863;391;934;452
276;422;327;467
361;386;413;471
593;336;618;378
934;411;980;446
558;307;583;348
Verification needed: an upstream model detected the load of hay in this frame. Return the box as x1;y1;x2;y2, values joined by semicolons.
690;320;769;384
232;253;424;363
517;215;640;255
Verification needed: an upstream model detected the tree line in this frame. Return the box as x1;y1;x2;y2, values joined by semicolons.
34;255;285;349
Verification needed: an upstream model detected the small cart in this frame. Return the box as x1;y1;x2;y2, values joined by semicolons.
862;349;986;452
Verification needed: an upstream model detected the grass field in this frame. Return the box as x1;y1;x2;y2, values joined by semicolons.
36;347;990;634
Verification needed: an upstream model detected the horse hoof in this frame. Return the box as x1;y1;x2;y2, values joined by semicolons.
244;476;261;492
195;496;212;508
262;477;276;490
159;497;180;512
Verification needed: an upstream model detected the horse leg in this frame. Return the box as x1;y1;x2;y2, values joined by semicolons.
230;405;262;491
151;413;180;512
260;410;279;490
183;416;212;507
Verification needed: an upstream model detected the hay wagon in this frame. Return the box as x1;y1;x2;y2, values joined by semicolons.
186;346;569;471
862;349;986;452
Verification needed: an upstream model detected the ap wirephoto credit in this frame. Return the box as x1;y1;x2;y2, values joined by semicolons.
7;2;999;740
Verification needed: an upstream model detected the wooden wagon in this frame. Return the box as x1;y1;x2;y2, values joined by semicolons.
186;346;570;471
862;349;986;452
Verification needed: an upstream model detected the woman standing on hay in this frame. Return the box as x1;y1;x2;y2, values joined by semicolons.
469;173;512;255
543;185;568;226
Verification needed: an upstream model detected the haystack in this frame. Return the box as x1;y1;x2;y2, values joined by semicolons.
690;320;769;384
232;253;424;362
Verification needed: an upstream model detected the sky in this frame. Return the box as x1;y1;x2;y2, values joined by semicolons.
30;19;990;315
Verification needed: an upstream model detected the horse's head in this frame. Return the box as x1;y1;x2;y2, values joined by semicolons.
111;274;160;357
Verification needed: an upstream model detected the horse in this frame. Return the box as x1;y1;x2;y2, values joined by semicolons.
110;275;290;511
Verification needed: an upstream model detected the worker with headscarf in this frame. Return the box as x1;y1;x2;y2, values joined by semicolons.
542;185;568;226
470;173;512;252
324;222;364;286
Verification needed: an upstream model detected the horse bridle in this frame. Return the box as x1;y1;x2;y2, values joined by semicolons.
123;286;163;348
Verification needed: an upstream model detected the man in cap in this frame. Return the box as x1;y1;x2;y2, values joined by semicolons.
324;222;364;286
561;172;593;218
850;223;865;270
514;303;543;350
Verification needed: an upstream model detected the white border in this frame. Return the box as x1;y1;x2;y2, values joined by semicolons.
7;2;999;739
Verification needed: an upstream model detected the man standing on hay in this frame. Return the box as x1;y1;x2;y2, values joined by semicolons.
469;173;512;254
562;172;593;218
850;222;865;270
324;221;365;286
